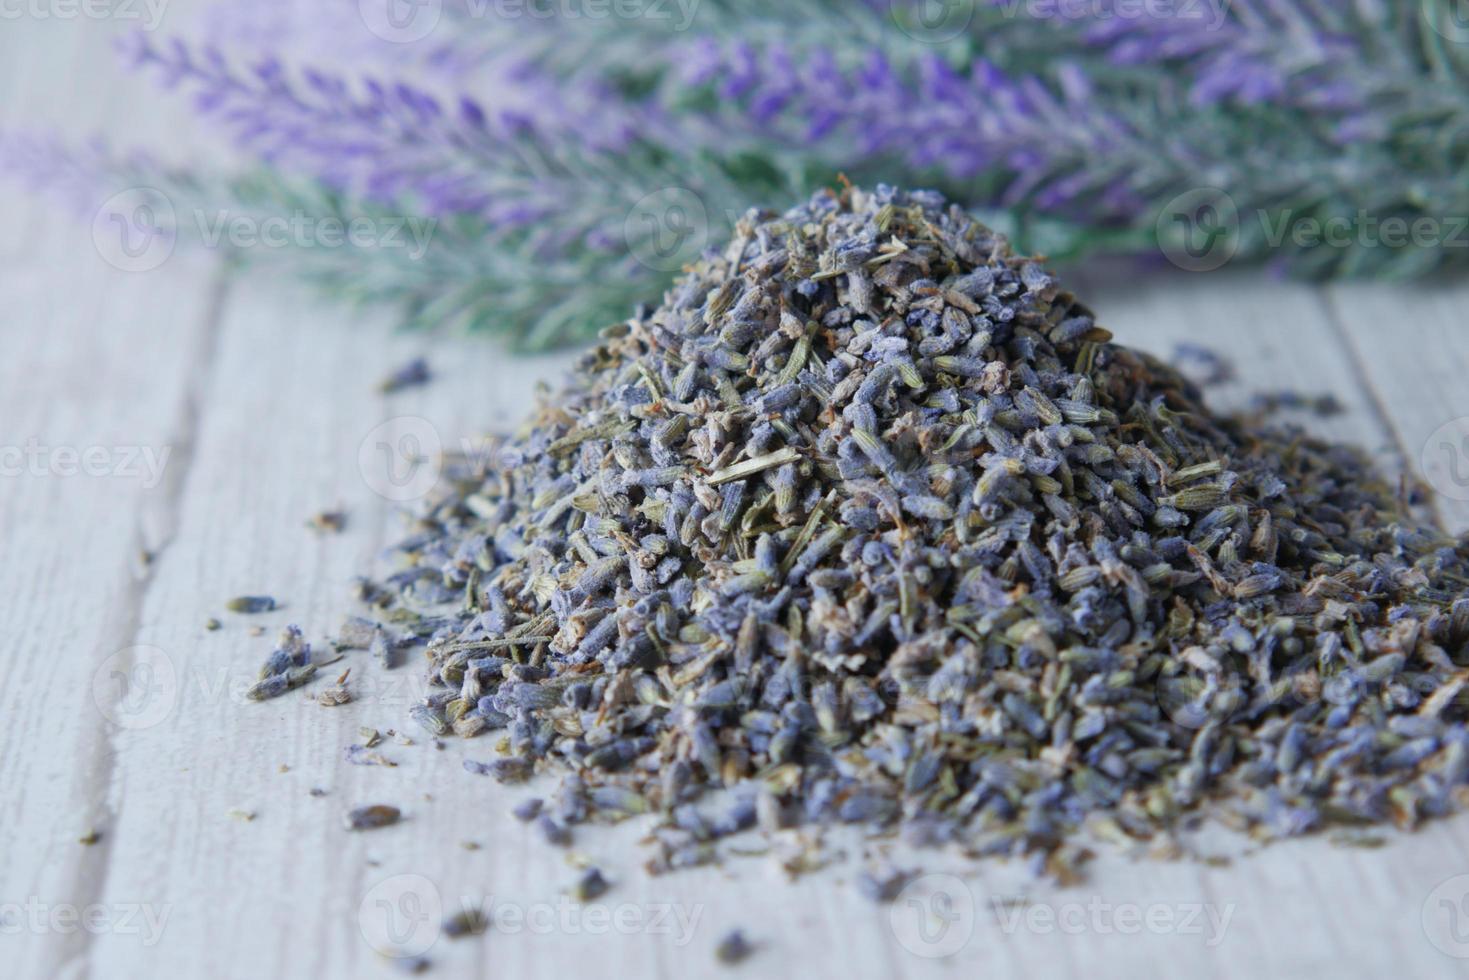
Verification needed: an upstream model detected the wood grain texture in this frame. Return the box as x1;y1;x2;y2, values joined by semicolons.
1319;281;1469;532
5;14;1469;980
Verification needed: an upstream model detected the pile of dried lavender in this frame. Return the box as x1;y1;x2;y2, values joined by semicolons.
287;185;1469;877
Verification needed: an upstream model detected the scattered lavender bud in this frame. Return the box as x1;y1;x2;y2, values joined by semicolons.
344;805;401;831
537;815;571;847
442;908;488;938
378;357;432;394
715;929;754;965
511;798;544;823
226;596;277;614
571;868;610;901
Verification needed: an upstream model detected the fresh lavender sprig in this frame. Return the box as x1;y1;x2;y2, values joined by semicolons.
0;124;814;349
181;0;1469;279
117;31;655;221
1058;0;1469;146
424;0;1469;276
13;1;1468;354
114;27;1130;254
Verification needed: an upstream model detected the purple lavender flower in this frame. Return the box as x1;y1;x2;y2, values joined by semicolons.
0;132;146;214
129;1;1455;231
4;0;1460;349
116;30;648;224
669;41;1147;219
200;0;505;78
1050;0;1359;110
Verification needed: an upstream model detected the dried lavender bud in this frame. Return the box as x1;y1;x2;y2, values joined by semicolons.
464;757;532;784
307;510;347;534
714;929;754;965
370;628;399;670
305;185;1469;886
855;867;913;904
317;681;352;707
344;805;400;831
571;867;610;901
227;596;277;614
537;815;571;847
442;908;488;939
247;626;318;701
511;798;543;823
378;357;431;394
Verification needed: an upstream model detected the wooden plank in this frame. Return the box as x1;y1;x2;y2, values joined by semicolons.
0;236;225;980
0;12;232;980
1319;280;1469;532
77;269;1469;980
84;277;590;980
1071;266;1402;454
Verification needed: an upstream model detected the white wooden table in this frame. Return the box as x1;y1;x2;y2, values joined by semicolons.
6;11;1469;980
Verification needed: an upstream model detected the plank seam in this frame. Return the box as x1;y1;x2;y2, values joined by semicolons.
48;267;232;980
1315;289;1442;529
